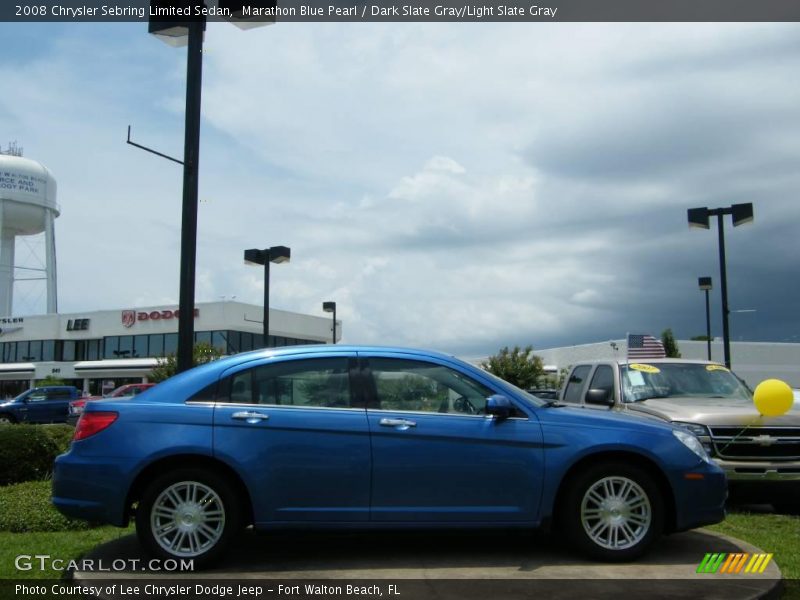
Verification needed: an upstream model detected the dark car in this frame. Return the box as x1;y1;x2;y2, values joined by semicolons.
0;386;81;424
53;346;726;567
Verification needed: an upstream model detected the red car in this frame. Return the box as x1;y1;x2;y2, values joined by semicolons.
68;383;155;424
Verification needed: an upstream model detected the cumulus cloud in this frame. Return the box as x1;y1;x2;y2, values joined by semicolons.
2;22;799;354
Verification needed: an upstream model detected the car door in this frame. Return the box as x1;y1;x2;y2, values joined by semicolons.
23;390;51;423
212;353;371;525
45;388;72;422
363;353;544;523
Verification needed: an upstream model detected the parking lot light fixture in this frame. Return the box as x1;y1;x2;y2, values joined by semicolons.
687;203;754;368
244;246;291;348
323;301;337;344
698;277;713;360
148;1;273;372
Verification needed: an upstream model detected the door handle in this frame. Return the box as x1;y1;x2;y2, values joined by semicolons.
379;418;417;429
232;411;270;423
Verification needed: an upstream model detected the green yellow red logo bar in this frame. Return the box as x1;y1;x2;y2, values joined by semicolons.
697;553;773;574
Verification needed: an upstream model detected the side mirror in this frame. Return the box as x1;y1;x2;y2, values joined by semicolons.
585;388;613;406
485;394;513;419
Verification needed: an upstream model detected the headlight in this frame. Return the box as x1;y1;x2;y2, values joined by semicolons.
673;429;712;463
673;421;710;438
673;422;714;456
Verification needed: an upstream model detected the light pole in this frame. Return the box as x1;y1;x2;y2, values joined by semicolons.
688;203;753;368
323;301;337;344
147;2;273;372
244;246;291;348
698;276;712;360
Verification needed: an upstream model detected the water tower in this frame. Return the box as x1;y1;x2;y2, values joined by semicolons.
0;144;59;316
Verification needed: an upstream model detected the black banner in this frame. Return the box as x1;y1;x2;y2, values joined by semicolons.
0;578;787;600
3;0;800;23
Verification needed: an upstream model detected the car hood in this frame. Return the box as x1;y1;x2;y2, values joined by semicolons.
628;397;800;426
541;403;679;435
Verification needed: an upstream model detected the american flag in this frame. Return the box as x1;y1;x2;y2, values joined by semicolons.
627;334;666;360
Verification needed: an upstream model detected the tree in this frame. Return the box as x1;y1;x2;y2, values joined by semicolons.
690;335;711;341
37;375;66;386
482;345;545;390
660;329;681;358
150;342;224;383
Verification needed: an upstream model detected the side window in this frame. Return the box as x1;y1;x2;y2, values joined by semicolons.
368;358;495;415
586;365;614;402
226;358;351;408
563;366;591;404
28;392;47;403
47;389;73;400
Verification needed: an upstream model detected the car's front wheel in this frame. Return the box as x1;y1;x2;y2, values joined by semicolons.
135;468;241;568
560;462;663;561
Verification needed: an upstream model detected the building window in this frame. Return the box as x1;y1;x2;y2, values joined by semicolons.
26;340;43;361
164;333;178;356
62;341;76;362
226;330;241;354
149;334;164;357
87;339;101;361
195;331;212;345
133;335;148;358
16;341;29;362
104;336;119;359
240;332;253;352
212;331;227;354
42;340;55;362
115;335;133;358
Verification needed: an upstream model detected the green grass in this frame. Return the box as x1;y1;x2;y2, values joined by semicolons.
0;527;131;579
708;509;800;598
708;510;800;578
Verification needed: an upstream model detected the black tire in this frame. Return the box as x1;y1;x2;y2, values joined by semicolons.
559;462;664;562
0;414;16;424
135;468;242;569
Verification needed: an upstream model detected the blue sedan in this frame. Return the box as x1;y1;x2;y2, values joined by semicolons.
52;346;726;567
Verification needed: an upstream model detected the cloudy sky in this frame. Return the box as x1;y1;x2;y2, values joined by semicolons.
1;21;799;357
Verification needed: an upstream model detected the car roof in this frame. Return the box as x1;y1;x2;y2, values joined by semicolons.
570;358;721;366
228;344;457;362
614;358;718;365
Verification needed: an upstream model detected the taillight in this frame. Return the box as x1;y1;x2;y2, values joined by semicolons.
73;412;118;441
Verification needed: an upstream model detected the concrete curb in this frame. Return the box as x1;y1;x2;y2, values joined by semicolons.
72;528;782;599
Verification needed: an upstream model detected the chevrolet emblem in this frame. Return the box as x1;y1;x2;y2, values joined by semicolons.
752;435;776;446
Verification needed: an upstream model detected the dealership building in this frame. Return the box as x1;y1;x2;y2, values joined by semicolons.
0;301;338;398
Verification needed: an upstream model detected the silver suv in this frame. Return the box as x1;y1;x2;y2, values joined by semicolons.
559;359;800;512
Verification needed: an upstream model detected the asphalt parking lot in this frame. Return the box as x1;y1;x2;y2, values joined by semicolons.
72;528;782;600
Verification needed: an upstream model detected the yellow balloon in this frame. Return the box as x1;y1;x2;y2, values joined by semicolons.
753;379;794;417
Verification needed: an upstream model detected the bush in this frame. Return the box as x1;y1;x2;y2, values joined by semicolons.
0;424;73;486
39;424;75;455
0;480;94;532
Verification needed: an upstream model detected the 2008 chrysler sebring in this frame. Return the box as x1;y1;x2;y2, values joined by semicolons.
53;346;726;566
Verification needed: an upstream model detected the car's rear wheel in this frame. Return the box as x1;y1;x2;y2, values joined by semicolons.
135;468;241;568
560;462;663;561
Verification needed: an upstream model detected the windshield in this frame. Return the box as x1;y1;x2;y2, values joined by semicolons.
620;363;751;403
